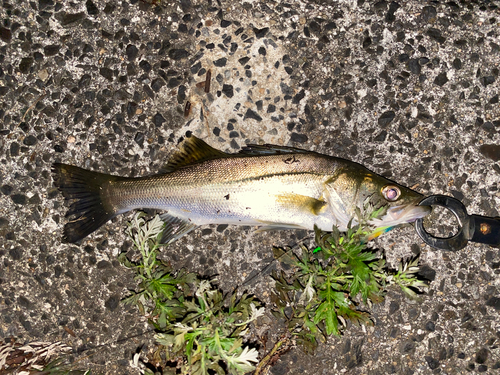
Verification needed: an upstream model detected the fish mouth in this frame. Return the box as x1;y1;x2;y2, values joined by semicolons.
369;199;432;229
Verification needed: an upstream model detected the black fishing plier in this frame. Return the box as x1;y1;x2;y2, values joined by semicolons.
415;195;500;250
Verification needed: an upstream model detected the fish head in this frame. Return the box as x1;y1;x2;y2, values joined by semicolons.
326;163;431;236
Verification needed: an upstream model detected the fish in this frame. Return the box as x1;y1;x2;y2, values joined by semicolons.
52;136;431;244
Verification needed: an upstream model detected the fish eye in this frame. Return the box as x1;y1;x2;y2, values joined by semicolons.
382;185;401;202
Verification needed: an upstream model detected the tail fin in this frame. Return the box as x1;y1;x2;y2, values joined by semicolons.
52;163;119;243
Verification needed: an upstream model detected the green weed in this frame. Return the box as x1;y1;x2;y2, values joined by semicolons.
270;201;428;353
119;212;263;375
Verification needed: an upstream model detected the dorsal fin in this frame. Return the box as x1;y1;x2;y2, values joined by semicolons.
239;143;311;156
162;136;229;173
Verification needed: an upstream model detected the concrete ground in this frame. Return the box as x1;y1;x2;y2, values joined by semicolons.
0;0;499;374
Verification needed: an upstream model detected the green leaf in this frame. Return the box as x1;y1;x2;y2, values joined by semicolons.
147;273;178;300
314;299;339;335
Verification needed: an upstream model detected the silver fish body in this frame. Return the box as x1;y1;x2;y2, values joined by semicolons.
52;136;430;243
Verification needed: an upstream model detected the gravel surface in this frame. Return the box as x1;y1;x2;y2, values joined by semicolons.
1;0;499;374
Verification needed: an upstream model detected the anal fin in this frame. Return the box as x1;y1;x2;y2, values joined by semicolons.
159;213;198;244
255;223;304;232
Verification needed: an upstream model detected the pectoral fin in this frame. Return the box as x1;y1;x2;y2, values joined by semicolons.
276;193;327;215
159;213;198;244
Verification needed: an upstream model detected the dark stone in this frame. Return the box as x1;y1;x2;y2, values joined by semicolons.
167;77;181;88
168;49;189;60
421;6;437;22
267;104;276;113
434;72;449;86
389;301;399;314
418;264;436;281
222;84;233;98
213;127;220;136
125;44;138;61
99;67;114;80
401;340;415;353
374;130;387;142
221;19;231;28
151;78;164;92
44;44;60;56
408;59;421;74
475;348;489;364
399;53;409;63
18;296;33;309
1;185;13;195
105;294;120;311
450;190;464;200
486;296;500;310
0;86;9;96
230;139;239;149
0;27;12;42
79;74;92;87
480;76;495;87
292;89;305;104
453;58;462;69
378;111;396;127
153;113;165;127
362;36;372;48
229;131;239;138
97;260;111;269
10;142;20;156
0;217;10;227
238;56;250;65
126;102;137;118
280;82;293;96
86;0;99;15
19;316;32;332
424;356;439;370
385;1;400;22
23;135;37;146
290;133;308;143
59;12;85;26
243;109;262;121
214;57;227;67
19;57;33;74
419;56;429;64
9;247;22;260
425;321;436;331
190;61;201;74
479;144;500;162
427;28;446;44
258;46;266;56
139;60;152;72
253;27;269;38
134;132;144;147
178;85;186;103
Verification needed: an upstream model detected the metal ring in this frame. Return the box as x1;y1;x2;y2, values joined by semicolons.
414;195;470;251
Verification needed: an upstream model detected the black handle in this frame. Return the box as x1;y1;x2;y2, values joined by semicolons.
415;195;500;250
470;215;500;247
